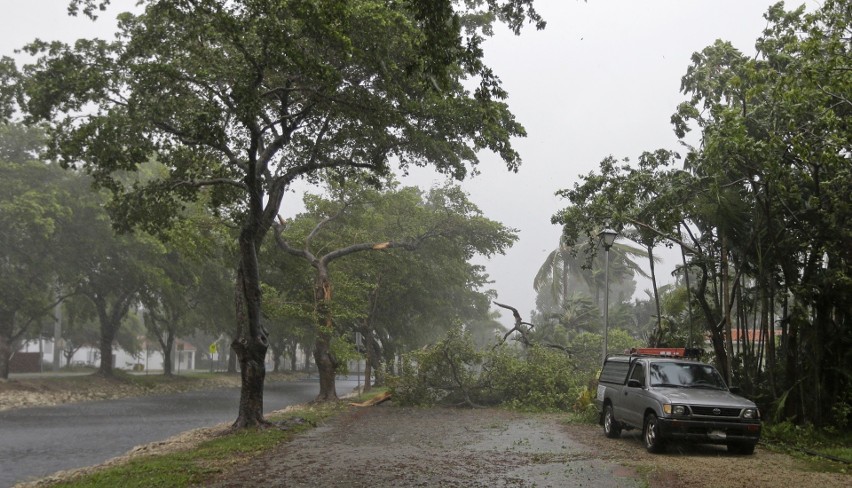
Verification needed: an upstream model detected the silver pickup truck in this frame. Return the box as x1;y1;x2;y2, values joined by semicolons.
595;351;761;454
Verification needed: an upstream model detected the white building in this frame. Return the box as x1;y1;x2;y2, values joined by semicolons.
18;337;196;373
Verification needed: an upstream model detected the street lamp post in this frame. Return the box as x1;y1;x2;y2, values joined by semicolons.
680;245;696;350
598;229;618;365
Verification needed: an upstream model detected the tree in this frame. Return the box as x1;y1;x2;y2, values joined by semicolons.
568;329;641;378
0;154;68;378
187;229;239;371
550;150;683;324
140;254;196;376
0;124;91;378
545;1;850;426
534;235;596;307
140;206;233;375
343;228;502;388
0;122;44;164
259;251;316;373
4;0;541;428
57;295;100;368
530;292;599;348
534;233;647;311
273;176;517;400
58;182;163;376
671;1;851;424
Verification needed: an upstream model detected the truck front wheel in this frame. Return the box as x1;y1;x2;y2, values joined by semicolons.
603;405;622;438
643;413;666;453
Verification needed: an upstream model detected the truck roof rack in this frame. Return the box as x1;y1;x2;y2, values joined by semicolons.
628;347;702;360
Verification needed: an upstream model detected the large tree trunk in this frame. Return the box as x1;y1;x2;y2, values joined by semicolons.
161;334;174;376
288;340;299;372
313;271;339;401
0;308;18;380
289;339;298;371
90;291;135;377
97;319;116;377
314;331;338;401
64;348;75;369
0;326;12;380
230;234;270;428
303;344;312;371
268;334;284;373
233;335;267;423
362;354;372;392
360;327;380;392
272;349;281;372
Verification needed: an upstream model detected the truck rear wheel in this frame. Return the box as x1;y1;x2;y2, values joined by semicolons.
603;405;621;438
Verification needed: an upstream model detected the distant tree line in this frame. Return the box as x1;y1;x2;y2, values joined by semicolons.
0;127;514;392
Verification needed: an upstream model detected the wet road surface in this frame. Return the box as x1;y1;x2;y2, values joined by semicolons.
0;377;358;487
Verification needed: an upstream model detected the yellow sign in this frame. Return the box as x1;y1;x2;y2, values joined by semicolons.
209;342;217;354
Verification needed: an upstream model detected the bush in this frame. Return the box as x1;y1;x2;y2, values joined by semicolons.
389;327;487;407
389;326;595;413
489;345;585;412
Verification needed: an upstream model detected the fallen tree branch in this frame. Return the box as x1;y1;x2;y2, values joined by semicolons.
493;301;574;355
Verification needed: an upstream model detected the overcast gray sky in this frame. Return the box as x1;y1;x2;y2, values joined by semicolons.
1;0;810;328
397;0;810;324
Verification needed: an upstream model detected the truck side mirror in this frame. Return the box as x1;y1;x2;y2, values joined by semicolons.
627;379;642;388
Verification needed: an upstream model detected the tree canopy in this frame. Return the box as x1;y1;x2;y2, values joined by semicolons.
551;0;850;427
1;0;543;427
271;175;517;400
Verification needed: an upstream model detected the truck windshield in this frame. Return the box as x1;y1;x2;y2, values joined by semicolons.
649;362;727;389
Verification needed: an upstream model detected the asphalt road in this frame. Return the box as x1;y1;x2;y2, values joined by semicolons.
0;377;359;487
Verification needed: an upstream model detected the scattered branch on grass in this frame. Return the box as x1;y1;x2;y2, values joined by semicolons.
443;349;483;409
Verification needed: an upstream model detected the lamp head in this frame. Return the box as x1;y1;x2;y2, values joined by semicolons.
598;228;618;249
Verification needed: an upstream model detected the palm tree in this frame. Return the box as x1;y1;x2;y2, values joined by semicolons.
534;234;593;306
552;293;599;337
534;233;650;313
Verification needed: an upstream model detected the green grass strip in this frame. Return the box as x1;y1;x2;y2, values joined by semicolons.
48;389;386;487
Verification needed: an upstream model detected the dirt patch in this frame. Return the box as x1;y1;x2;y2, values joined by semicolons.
565;423;850;488
200;403;849;488
203;404;640;488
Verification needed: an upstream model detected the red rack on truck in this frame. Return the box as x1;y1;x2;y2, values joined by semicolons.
627;347;702;359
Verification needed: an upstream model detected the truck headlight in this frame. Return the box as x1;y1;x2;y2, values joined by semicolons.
742;408;759;419
664;404;687;415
